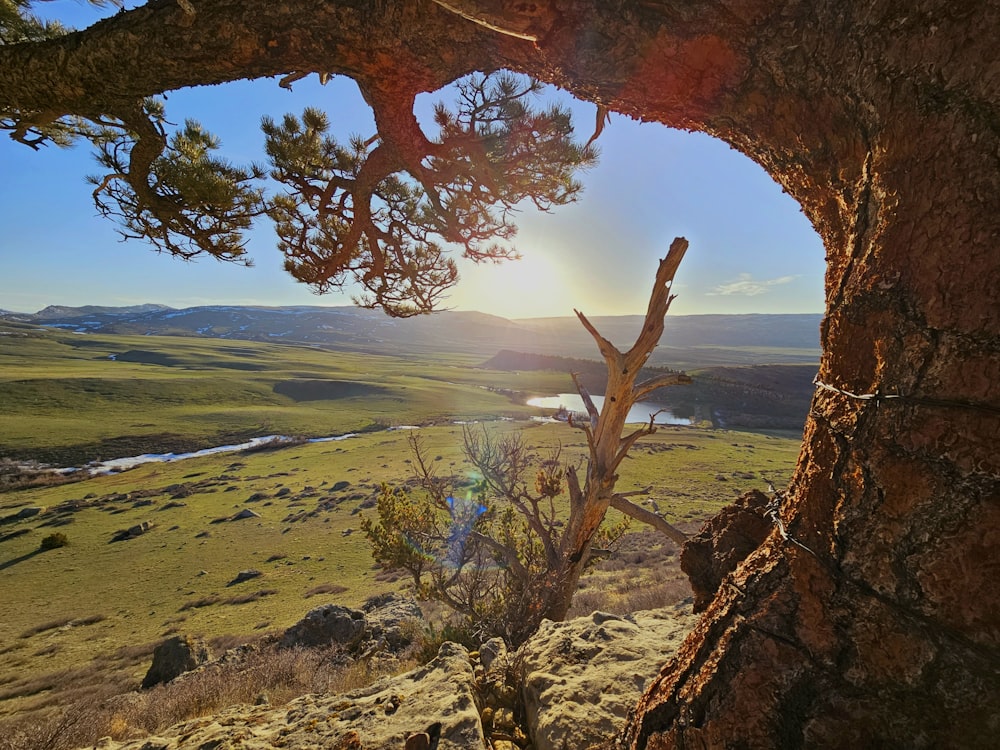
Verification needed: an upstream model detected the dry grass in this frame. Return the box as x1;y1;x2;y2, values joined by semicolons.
0;640;420;750
568;529;693;618
304;583;350;598
0;460;82;494
19;614;106;639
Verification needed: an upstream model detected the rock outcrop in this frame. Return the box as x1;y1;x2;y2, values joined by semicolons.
85;602;699;750
518;605;698;750
141;635;212;689
280;593;422;652
110;520;153;543
101;642;484;750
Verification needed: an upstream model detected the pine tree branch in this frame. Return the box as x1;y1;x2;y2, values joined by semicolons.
468;531;529;582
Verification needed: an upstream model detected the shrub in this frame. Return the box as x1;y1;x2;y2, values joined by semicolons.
39;532;69;550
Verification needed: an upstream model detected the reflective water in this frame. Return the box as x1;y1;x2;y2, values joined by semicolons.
527;393;689;425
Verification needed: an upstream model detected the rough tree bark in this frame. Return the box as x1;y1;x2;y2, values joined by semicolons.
3;1;998;747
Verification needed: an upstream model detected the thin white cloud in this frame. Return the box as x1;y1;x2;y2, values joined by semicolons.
708;273;797;297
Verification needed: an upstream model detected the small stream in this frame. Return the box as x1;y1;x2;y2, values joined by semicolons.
73;433;361;475
58;395;686;476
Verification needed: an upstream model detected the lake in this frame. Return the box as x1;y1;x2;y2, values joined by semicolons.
527;393;690;425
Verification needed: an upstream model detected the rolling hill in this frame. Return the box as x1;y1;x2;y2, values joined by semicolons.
1;305;822;368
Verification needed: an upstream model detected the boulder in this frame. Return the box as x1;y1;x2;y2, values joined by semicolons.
519;604;698;750
141;635;212;689
679;489;773;612
231;508;261;520
281;604;367;649
97;642;484;750
228;569;263;586
111;520;153;543
281;595;424;653
361;593;423;650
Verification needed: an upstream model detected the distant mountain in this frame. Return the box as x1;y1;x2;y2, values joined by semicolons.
31;303;174;319
14;304;822;367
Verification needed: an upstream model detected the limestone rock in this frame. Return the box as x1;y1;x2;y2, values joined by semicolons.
141;635;212;689
680;489;772;612
479;637;507;672
519;604;698;750
281;594;423;652
361;593;423;650
95;642;483;750
111;520;153;543
231;508;261;520
281;603;367;648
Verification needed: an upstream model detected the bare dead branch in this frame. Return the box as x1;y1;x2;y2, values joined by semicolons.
574;308;620;364
429;0;541;41
632;371;693;402
611;424;656;474
609;494;688;546
625;237;688;368
407;432;451;506
571;372;600;428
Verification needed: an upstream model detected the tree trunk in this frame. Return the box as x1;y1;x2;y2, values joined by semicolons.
4;1;998;746
610;3;1000;747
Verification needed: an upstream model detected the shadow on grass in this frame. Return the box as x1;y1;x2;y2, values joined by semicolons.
0;548;43;571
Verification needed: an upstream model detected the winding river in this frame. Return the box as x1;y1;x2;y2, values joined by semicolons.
64;396;686;476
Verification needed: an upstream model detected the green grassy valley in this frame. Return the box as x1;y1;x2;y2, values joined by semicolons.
0;314;811;737
0;323;569;466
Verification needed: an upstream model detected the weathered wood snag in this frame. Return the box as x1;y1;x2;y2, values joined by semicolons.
3;1;999;746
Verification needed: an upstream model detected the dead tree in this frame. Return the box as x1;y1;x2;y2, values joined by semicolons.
367;237;693;642
544;235;692;620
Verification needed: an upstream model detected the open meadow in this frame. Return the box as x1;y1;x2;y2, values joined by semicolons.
0;322;571;466
0;319;807;734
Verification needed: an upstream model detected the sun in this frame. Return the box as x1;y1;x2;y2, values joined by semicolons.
452;250;576;319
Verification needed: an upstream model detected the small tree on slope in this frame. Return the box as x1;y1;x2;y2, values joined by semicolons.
363;237;692;646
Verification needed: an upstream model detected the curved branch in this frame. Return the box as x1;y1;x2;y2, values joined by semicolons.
571;371;600;429
430;0;546;42
575;307;621;365
632;371;693;402
609;494;688;546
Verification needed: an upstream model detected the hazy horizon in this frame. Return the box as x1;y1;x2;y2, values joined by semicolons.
1;300;825;320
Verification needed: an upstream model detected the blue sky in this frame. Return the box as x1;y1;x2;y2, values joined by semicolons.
0;1;826;319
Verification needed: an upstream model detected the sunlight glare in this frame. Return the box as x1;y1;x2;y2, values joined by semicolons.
453;250;577;319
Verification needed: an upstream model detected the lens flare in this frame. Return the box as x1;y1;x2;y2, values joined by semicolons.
445;493;488;566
